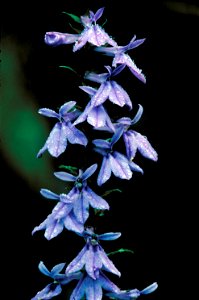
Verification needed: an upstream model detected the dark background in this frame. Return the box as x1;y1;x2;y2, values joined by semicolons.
1;0;198;299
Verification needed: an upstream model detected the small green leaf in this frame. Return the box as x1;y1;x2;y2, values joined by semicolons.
102;188;122;197
59;165;78;175
59;65;78;74
107;248;134;256
62;12;81;23
94;209;105;217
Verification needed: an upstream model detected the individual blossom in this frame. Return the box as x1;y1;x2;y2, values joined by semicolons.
31;261;81;300
94;104;158;162
95;35;146;83
37;101;88;158
73;85;115;132
84;65;133;111
65;227;121;279
32;164;109;238
93;127;143;186
44;7;117;52
106;282;158;299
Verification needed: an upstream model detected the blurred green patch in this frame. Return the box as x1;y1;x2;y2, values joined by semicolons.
0;38;62;191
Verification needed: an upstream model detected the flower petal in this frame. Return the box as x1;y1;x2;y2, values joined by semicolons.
52;202;73;219
73;193;89;224
69;275;86;300
110;152;132;180
45;31;79;46
88;25;117;47
73;28;91;52
38;108;59;118
97;156;112;186
44;218;64;240
65;245;87;275
98;232;121;241
82;163;98;181
54;171;77;182
46;122;68;157
63;211;84;233
59;101;76;116
65;123;88;146
51;263;66;276
100;271;120;293
98;245;121;277
40;189;60;200
90;82;111;107
109;81;132;109
141;282;158;294
83;186;109;210
134;131;158;161
129;161;143;174
85;277;103;300
38;261;51;277
123;131;138;160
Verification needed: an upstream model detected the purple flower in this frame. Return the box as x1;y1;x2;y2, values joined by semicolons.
37;101;88;158
84;65;133;110
95;35;146;83
65;227;121;279
94;104;158;162
73;85;115;132
32;164;109;238
93;127;143;186
45;8;117;52
70;271;120;300
106;282;158;299
32;188;84;238
31;261;81;300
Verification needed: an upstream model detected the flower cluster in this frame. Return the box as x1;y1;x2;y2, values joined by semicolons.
31;7;158;300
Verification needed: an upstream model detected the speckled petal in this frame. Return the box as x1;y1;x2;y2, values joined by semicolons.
99;271;120;293
73;28;91;52
54;171;77;182
109;81;132;109
40;189;60;200
110;152;132;180
97;155;112;186
46;122;68;157
38;108;59;118
59;101;76;116
31;283;62;300
129;161;143;174
69;275;86;300
45;218;64;240
98;245;121;277
83;186;109;210
63;211;84;233
90;82;111;107
123;131;138;160
134;131;158;161
82;163;98;181
73;193;89;224
85;277;103;300
52;202;73;219
65;123;88;146
88;24;117;47
65;245;87;275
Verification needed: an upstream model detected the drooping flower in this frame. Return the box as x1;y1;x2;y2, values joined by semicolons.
32;164;110;238
83;65;133;112
65;227;121;279
95;35;146;83
37;101;88;158
106;282;158;299
31;261;81;300
44;7;117;52
94;104;158;162
93;127;143;186
73;85;115;132
69;270;120;300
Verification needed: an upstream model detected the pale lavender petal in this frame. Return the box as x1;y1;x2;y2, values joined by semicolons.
44;219;64;240
129;161;143;174
38;108;59;119
38;261;51;277
65;123;88;146
97;155;112;186
141;282;158;294
111;126;124;145
99;271;120;293
40;189;60;200
63;211;84;233
88;25;117;47
85;71;108;83
134;131;158;161
98;232;121;241
73;28;91;52
82;163;98;181
109;81;132;109
90;82;111;107
83;186;109;210
54;171;77;182
98;245;121;277
65;245;87;275
123;131;138;159
110;152;132;180
85;245;95;279
87;106;108;128
73;101;92;126
85;277;103;300
106;289;140;299
59;101;76;116
52;202;73;219
79;85;97;96
45;31;79;46
59;193;73;204
113;53;146;83
32;218;48;235
94;46;116;56
63;110;81;123
73;193;89;224
46;123;68;157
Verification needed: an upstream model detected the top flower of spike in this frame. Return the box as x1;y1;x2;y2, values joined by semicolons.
44;7;117;52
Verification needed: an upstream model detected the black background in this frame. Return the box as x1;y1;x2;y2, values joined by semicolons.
1;0;198;299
